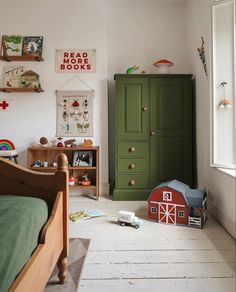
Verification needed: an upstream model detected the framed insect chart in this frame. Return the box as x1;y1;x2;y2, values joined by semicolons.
56;90;94;137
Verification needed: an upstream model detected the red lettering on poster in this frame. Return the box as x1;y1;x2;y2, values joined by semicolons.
58;50;95;72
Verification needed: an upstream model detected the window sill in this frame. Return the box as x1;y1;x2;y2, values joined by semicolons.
217;167;236;178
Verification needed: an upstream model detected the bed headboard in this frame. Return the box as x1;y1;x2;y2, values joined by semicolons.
0;153;69;209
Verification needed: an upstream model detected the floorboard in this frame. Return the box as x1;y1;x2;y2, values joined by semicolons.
69;194;236;292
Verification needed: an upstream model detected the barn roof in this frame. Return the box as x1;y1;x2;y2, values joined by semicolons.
152;179;206;208
154;179;190;194
185;189;206;208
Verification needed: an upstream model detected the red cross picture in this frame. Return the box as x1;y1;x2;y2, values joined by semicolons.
0;100;9;110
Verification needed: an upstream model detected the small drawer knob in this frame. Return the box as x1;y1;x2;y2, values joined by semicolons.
129;163;136;169
129;179;136;186
150;131;156;136
130;147;136;152
143;106;148;111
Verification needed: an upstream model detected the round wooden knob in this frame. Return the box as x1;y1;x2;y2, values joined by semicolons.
130;147;136;152
129;163;136;169
150;131;156;136
143;106;148;111
129;179;136;185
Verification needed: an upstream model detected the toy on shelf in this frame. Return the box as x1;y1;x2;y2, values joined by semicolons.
81;173;91;186
153;59;174;74
117;211;143;229
39;136;49;147
82;139;93;147
69;176;75;186
56;137;64;147
64;138;76;147
0;139;18;163
148;180;207;228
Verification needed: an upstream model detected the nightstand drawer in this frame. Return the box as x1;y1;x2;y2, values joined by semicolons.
117;142;148;157
118;158;148;172
117;174;149;189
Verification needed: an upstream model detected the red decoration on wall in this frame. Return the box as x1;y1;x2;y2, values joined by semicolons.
0;100;9;110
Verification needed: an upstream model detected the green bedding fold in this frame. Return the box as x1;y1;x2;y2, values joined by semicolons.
0;195;48;292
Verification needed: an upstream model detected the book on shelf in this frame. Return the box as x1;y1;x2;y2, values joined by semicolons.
22;36;43;57
1;35;23;56
3;65;26;88
3;66;40;89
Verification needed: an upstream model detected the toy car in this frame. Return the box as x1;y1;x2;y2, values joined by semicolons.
118;211;143;229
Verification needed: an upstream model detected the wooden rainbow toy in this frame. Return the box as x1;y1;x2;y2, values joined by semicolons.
0;139;17;157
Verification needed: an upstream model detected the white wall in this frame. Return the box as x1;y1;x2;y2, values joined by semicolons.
108;0;189;190
0;0;235;237
185;0;236;238
0;0;109;194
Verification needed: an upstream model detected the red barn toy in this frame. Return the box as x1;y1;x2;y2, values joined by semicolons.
148;180;207;228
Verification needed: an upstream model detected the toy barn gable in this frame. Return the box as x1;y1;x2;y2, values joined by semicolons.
148;180;207;228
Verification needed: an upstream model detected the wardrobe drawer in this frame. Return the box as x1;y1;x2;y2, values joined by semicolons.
117;142;148;157
118;158;148;172
117;174;149;189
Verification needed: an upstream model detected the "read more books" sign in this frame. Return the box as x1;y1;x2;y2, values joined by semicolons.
55;49;96;73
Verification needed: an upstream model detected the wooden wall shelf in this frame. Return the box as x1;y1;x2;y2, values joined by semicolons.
0;56;44;62
0;87;44;93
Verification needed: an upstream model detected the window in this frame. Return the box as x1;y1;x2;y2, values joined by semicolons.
163;191;172;201
178;211;185;218
211;0;236;171
151;207;157;213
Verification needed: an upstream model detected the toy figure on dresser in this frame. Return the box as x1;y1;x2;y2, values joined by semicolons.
80;173;91;186
56;137;64;147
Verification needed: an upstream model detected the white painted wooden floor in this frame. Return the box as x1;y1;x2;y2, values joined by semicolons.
69;194;236;292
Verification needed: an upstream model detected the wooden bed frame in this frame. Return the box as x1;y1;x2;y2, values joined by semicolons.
0;153;69;292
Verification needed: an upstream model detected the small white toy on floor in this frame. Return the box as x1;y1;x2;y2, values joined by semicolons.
117;211;143;229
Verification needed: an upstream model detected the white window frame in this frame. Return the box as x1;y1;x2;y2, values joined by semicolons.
163;191;172;201
178;211;185;218
210;0;236;173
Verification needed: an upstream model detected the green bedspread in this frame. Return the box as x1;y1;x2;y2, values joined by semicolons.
0;195;49;292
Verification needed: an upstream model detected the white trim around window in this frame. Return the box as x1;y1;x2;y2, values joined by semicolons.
210;0;236;171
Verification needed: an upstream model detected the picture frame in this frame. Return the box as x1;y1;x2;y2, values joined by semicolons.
72;151;93;167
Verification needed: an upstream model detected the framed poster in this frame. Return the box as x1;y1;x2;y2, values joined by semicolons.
55;49;96;73
56;90;94;137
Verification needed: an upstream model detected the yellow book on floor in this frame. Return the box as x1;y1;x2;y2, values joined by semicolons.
69;211;91;222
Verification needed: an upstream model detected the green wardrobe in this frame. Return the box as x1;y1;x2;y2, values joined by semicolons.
113;74;194;200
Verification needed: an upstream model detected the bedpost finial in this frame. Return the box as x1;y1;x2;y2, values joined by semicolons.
57;153;68;170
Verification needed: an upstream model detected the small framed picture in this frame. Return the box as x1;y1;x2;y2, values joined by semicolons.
73;151;93;167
